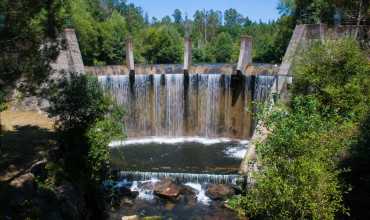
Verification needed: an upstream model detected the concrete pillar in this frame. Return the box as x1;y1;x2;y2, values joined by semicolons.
319;23;327;41
51;28;85;75
126;37;135;76
236;36;252;74
183;37;192;74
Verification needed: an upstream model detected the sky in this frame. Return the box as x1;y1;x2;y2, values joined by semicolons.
127;0;281;23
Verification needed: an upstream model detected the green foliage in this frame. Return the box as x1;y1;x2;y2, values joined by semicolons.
231;38;370;219
293;38;370;121
64;2;294;65
98;11;127;65
48;73;125;183
0;0;65;96
0;90;6;112
142;26;183;64
243;16;294;63
209;32;235;63
48;74;110;131
67;0;128;65
290;38;370;219
278;0;370;25
87;104;124;183
172;9;183;24
230;97;346;219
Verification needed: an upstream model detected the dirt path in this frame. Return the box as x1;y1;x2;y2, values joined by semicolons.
0;110;55;182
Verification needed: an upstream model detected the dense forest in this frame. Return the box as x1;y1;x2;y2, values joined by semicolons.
64;0;369;66
64;0;294;65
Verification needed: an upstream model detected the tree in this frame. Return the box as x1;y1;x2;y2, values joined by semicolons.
161;15;172;25
142;26;183;64
206;10;222;42
98;11;127;65
293;38;370;120
193;10;207;45
211;32;235;63
229;97;346;220
278;0;335;23
47;73;124;182
277;0;370;25
172;9;183;24
224;8;244;27
0;0;64;96
68;0;100;65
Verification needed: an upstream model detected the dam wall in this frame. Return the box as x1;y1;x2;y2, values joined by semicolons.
85;63;278;76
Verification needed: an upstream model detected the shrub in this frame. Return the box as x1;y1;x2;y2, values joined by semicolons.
230;97;346;219
0;90;6;112
293;38;370;121
47;73;124;183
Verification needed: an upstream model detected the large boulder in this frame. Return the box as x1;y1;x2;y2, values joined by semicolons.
153;178;181;200
9;173;35;193
206;184;235;200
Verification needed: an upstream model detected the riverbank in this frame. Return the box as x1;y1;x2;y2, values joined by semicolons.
0;109;89;219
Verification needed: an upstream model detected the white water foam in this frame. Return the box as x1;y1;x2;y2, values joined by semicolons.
185;182;211;205
109;136;249;147
224;146;248;159
127;178;211;205
130;178;159;200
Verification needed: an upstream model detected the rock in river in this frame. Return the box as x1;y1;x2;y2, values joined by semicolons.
206;184;235;200
154;178;181;200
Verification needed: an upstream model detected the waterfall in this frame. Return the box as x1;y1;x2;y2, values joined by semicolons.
254;74;276;102
99;73;253;139
119;171;241;185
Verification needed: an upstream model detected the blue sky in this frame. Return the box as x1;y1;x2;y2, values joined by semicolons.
127;0;281;23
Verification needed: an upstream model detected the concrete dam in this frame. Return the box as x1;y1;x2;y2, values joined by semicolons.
50;24;369;218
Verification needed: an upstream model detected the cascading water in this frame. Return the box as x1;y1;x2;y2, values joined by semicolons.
119;171;241;185
98;73;252;139
100;73;275;219
254;74;276;102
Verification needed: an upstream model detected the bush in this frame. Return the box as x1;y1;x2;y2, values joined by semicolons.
211;32;235;63
141;26;183;64
0;90;6;112
230;97;346;219
230;37;370;219
47;73;124;183
293;38;370;121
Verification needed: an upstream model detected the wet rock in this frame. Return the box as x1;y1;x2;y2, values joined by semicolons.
122;215;139;220
30;159;47;179
118;186;139;198
231;185;243;195
112;180;138;198
181;185;197;197
179;185;197;207
9;173;35;193
120;197;135;206
164;202;176;211
206;184;235;200
55;183;86;220
138;181;155;191
154;178;181;200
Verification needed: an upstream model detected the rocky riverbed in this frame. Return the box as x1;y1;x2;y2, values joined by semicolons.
106;177;247;220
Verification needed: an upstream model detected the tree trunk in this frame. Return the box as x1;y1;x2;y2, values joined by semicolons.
355;0;363;38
